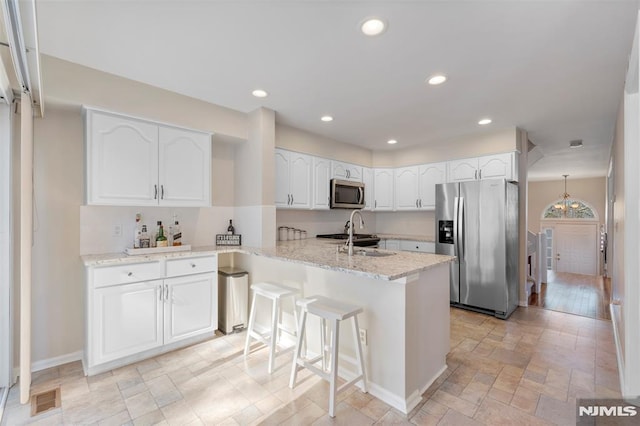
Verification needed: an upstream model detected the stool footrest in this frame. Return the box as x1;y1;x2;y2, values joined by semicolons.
338;375;365;394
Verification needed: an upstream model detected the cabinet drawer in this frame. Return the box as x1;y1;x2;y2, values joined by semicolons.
92;262;163;288
166;255;217;277
399;240;435;253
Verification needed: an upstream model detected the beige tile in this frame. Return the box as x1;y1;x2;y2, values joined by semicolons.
510;385;540;414
409;409;443;426
459;380;490;405
159;399;200;425
374;409;412;425
486;386;513;404
360;397;391;421
438;409;482;426
125;390;159;420
132;408;166;425
279;400;325;425
431;390;478;418
98;409;132;426
310;401;375;425
534;394;575;425
473;397;548;426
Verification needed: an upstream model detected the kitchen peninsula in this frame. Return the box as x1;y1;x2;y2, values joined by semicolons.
82;239;454;414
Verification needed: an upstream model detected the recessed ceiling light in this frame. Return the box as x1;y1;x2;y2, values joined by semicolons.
252;89;268;98
427;74;447;85
387;139;398;145
478;118;492;125
361;18;387;36
321;115;333;122
569;139;583;148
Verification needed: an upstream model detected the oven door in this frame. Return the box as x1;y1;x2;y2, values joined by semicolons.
330;179;365;209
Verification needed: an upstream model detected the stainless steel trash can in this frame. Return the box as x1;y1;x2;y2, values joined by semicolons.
218;267;249;334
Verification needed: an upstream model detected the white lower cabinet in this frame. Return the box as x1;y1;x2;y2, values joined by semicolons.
86;254;218;375
164;274;217;344
381;239;435;253
93;281;163;365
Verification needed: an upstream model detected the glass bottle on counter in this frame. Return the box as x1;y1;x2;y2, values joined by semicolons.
139;225;150;248
227;219;235;235
133;213;142;249
172;220;182;246
156;222;168;247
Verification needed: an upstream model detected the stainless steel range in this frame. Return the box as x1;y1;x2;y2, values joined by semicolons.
316;233;380;247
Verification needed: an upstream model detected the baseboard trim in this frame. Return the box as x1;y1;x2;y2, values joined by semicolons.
31;351;83;373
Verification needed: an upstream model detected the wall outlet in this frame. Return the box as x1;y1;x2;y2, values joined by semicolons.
112;224;122;237
359;328;367;346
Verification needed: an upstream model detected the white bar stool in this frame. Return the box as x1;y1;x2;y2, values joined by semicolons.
244;282;299;374
289;295;367;417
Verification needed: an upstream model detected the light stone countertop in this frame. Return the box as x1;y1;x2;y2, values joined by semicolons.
82;238;454;281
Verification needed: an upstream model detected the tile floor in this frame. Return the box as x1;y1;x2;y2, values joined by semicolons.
1;306;620;425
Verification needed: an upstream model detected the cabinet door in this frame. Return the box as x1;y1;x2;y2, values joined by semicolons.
394;166;419;210
92;281;163;365
418;163;447;209
289;152;312;209
158;127;211;206
164;273;217;344
448;158;478;182
363;167;374;211
87;111;159;205
312;157;331;210
478;152;515;181
331;161;362;182
373;169;394;211
275;149;291;207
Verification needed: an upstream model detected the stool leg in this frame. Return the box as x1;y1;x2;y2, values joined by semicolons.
352;315;368;393
328;318;340;418
289;308;307;388
244;291;258;357
268;297;279;374
321;318;327;371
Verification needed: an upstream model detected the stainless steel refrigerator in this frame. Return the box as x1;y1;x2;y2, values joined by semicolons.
435;179;519;319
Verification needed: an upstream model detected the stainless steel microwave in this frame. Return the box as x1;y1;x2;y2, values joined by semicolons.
330;179;365;209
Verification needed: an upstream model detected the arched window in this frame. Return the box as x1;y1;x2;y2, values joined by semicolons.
541;199;598;220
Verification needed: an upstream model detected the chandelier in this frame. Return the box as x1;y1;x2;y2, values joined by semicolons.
554;174;579;213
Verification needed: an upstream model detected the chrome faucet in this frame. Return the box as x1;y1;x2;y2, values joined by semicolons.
346;209;365;256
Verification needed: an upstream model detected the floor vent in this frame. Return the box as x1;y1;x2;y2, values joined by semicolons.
30;387;60;416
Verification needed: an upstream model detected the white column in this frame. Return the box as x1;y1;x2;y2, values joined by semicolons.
19;92;33;404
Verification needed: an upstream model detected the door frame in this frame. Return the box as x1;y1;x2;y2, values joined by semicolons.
0;103;12;389
540;220;600;275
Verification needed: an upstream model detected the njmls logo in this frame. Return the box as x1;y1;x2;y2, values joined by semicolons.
578;406;638;417
577;399;640;425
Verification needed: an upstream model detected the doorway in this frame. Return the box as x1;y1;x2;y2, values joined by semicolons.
554;223;599;275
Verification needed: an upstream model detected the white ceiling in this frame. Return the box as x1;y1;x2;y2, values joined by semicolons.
32;0;640;180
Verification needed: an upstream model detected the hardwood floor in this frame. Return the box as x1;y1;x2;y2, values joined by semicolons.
528;271;611;320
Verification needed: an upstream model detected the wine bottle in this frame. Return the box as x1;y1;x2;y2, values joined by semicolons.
227;219;235;235
156;221;168;247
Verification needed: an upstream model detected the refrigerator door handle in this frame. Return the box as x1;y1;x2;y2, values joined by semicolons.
459;197;465;261
453;197;459;259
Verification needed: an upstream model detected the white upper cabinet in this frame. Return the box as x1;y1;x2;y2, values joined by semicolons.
363;167;374;211
85;108;211;206
478;152;516;181
312;157;331;210
275;149;312;209
417;162;447;209
394;166;419;210
331;161;363;182
447;158;479;182
448;152;517;182
394;162;446;210
158;126;211;206
87;111;159;206
373;168;394;211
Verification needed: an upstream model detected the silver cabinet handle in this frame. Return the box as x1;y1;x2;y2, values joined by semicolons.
474;170;478;180
161;185;165;199
416;199;418;208
127;272;133;277
164;284;169;301
291;195;294;205
419;199;422;208
346;170;350;178
154;184;158;199
479;170;482;180
375;200;377;208
190;263;196;268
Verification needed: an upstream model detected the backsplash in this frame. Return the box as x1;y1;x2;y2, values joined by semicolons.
276;209;377;238
372;211;435;238
80;205;234;255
